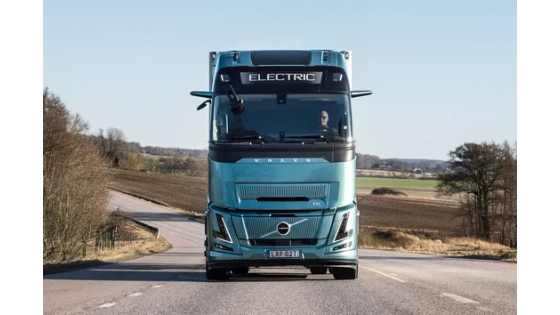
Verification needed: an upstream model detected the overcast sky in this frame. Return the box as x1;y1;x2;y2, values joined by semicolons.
43;0;516;160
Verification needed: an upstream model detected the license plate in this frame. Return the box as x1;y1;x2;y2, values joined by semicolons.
265;250;300;258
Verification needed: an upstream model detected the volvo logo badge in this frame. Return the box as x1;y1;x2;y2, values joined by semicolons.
277;222;290;235
260;218;309;238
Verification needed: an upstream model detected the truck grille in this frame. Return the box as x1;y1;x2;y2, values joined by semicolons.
243;216;321;239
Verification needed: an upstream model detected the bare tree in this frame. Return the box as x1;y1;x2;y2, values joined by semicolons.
436;141;516;246
43;88;110;263
97;127;127;167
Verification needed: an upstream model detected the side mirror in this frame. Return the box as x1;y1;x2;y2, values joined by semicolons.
225;85;244;115
197;100;211;111
351;90;373;98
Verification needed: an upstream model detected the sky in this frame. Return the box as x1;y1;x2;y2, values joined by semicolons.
43;0;517;161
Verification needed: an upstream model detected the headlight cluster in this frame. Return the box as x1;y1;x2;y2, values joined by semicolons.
213;213;232;243
334;212;353;241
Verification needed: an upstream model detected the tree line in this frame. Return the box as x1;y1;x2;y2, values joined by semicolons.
92;128;208;177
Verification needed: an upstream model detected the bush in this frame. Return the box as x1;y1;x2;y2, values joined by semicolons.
371;187;407;196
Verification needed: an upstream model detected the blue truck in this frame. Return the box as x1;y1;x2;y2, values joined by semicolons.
191;50;372;280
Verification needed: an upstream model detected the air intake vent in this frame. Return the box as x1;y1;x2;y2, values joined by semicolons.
238;184;328;199
256;197;309;202
250;239;318;246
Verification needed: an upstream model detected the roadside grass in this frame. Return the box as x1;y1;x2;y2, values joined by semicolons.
358;226;516;261
43;223;172;274
84;225;171;263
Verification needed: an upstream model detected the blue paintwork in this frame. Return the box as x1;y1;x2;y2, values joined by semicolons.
208;158;356;210
211;50;349;74
207;202;359;263
199;50;367;273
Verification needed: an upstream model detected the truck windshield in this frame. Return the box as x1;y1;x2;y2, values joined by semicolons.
211;94;352;143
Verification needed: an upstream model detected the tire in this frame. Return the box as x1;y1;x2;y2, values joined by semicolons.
206;263;230;280
231;267;249;274
310;267;328;274
332;266;358;280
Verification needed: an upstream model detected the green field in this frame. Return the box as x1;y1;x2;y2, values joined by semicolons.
356;177;439;188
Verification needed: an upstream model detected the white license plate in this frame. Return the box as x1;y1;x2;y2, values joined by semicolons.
265;250;300;258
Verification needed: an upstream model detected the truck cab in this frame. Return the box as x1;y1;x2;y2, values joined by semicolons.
191;50;372;280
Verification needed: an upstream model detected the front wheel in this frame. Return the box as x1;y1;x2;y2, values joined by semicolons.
332;262;358;280
332;267;358;280
231;267;249;274
310;267;328;274
206;263;230;280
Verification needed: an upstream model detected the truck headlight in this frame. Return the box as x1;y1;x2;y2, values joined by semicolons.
334;212;353;242
213;213;232;243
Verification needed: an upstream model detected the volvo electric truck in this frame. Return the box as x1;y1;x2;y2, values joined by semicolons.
191;50;372;280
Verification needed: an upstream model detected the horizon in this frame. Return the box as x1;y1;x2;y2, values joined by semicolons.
129;140;454;162
44;0;517;160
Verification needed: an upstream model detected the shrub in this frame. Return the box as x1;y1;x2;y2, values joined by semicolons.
371;187;407;196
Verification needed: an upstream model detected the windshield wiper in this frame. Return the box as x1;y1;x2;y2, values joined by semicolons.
282;135;330;143
229;135;269;143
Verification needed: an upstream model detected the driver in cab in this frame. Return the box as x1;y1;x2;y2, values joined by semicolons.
318;110;338;134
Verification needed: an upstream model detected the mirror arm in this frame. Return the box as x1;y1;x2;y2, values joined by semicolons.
351;90;373;98
191;91;212;99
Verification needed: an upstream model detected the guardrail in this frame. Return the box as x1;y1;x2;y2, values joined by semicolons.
128;218;159;238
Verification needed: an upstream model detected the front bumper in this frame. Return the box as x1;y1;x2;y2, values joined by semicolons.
206;243;358;270
205;202;359;269
207;257;357;270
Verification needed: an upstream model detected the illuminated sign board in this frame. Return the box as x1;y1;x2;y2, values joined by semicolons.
240;72;323;84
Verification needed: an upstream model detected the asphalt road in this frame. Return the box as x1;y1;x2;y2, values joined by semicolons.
43;191;517;315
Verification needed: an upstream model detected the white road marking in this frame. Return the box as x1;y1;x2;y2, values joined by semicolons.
360;266;406;282
442;293;479;304
152;285;163;288
99;303;116;308
128;292;143;297
476;306;494;312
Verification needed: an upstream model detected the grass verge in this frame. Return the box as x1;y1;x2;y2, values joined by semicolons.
358;226;516;262
43;222;172;275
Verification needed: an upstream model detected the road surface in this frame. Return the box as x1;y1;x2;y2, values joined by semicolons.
43;191;517;315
